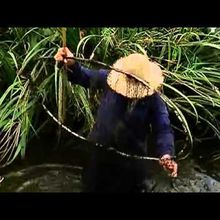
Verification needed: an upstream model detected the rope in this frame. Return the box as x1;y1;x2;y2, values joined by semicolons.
41;103;86;141
38;54;179;161
0;176;4;183
41;103;162;161
41;55;151;90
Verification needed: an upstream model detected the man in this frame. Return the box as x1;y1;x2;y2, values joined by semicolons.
54;47;178;192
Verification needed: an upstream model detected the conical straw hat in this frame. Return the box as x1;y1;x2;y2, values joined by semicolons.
107;53;164;99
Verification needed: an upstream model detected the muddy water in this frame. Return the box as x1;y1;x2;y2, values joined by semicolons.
1;136;220;192
0;132;88;192
0;164;83;192
1;156;220;192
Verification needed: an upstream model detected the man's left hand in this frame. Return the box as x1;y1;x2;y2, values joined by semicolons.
159;154;178;178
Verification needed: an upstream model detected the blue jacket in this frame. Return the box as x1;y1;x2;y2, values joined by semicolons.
67;62;174;157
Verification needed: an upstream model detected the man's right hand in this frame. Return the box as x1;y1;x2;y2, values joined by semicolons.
54;47;75;67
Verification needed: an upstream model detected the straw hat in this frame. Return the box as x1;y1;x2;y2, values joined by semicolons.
107;53;164;99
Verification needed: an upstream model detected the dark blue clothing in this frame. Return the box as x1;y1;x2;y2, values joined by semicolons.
67;62;174;192
67;62;174;157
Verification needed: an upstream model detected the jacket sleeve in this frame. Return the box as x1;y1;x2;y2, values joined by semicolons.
66;62;108;90
149;93;175;157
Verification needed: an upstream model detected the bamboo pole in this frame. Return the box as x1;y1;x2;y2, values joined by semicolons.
57;27;68;146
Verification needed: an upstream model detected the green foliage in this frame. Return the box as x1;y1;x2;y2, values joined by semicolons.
0;28;94;167
75;27;220;158
0;27;220;167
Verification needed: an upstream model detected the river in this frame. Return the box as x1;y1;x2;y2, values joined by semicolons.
1;130;220;192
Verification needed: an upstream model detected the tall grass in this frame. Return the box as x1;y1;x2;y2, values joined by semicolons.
76;27;220;158
0;27;220;167
0;28;94;167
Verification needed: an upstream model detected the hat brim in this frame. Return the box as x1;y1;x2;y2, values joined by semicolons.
107;61;164;99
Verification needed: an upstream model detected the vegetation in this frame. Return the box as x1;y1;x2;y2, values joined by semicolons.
0;27;220;167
